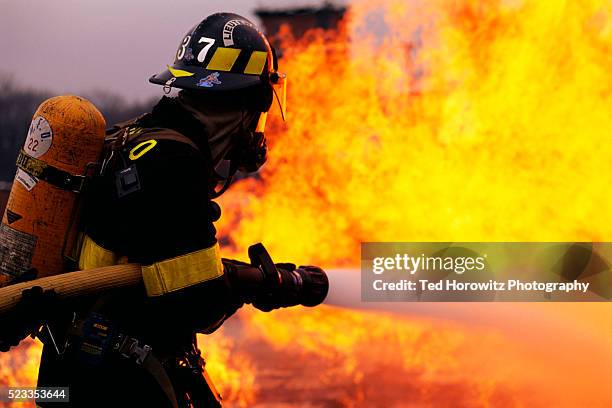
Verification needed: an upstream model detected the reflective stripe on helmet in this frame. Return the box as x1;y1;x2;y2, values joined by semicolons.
141;243;223;297
203;48;269;75
206;47;241;71
168;66;195;78
244;51;269;75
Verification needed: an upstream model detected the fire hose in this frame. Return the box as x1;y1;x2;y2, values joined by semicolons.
0;243;329;317
0;263;142;316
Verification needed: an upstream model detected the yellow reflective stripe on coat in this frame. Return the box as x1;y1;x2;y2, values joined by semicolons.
142;243;223;297
78;235;119;270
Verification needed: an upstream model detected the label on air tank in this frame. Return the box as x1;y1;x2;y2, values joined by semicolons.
0;223;37;279
24;115;53;158
15;168;38;191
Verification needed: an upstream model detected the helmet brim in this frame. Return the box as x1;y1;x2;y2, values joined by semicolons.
149;65;262;92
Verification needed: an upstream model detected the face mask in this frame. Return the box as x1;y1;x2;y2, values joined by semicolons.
177;92;261;168
228;123;267;173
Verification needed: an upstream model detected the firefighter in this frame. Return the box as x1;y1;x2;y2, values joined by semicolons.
0;13;328;407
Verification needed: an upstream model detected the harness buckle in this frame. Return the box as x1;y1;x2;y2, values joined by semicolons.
115;334;152;365
66;174;87;193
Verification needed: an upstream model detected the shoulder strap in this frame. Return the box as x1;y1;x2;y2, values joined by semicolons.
103;120;201;166
104;117;144;153
127;128;200;153
105;114;149;136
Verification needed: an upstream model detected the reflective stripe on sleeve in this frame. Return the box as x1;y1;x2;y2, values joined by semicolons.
78;235;119;270
142;243;224;297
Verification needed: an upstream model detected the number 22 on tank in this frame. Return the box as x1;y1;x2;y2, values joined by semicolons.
24;116;53;158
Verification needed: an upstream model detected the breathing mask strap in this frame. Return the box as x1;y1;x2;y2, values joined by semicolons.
208;109;250;199
209;161;238;199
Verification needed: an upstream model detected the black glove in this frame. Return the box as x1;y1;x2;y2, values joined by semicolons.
0;270;59;352
222;258;267;304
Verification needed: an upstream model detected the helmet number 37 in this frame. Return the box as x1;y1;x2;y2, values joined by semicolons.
177;35;216;64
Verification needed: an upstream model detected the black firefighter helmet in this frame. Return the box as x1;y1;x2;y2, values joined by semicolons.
150;13;287;195
150;12;284;98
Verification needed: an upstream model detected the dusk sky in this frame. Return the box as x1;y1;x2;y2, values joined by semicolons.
0;0;341;102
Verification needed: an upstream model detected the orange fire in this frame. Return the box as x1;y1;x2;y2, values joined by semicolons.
218;0;612;264
214;0;611;406
2;0;612;406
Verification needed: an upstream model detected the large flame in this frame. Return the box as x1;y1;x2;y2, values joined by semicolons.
214;0;612;406
218;0;612;264
2;0;611;406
